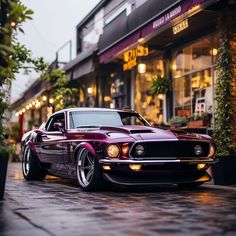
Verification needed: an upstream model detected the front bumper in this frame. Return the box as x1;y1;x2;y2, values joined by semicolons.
99;158;216;186
99;158;216;165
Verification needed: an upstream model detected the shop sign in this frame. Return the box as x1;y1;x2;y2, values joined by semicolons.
153;5;182;30
123;45;149;71
173;19;189;35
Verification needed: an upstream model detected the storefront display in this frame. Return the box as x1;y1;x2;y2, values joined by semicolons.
135;56;165;125
172;34;219;124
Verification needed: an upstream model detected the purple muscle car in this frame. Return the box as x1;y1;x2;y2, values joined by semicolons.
21;108;216;191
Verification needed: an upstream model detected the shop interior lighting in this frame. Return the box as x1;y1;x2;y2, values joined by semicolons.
138;63;146;74
210;48;218;56
87;87;93;94
42;96;47;101
49;98;54;104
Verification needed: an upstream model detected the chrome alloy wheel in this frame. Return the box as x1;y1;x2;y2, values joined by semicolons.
77;148;95;187
23;146;31;176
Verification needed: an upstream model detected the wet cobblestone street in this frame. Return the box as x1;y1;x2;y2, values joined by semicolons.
1;163;236;236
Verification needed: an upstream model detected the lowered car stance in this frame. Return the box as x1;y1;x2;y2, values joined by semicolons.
21;108;216;191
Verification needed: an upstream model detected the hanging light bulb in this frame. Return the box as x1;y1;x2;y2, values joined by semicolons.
138;63;146;74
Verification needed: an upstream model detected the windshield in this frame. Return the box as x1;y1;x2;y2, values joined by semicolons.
69;111;150;129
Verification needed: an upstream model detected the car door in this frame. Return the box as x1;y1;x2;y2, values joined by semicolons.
40;112;67;176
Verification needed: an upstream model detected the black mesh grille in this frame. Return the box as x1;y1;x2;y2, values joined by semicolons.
130;141;210;159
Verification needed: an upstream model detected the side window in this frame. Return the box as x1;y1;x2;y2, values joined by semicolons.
46;113;65;132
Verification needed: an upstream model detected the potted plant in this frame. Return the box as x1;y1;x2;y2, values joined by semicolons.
212;8;236;185
150;75;172;95
188;112;212;127
0;138;10;200
168;116;188;128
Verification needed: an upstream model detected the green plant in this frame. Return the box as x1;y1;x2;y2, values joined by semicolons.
0;1;46;153
214;9;235;156
168;116;188;127
41;68;78;110
151;75;172;95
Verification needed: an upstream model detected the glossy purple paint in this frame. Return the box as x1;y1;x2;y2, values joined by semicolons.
21;108;216;186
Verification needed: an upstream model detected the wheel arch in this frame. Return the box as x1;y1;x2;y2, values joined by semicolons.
73;142;97;162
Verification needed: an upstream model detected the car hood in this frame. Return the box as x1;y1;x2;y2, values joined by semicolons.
100;125;205;142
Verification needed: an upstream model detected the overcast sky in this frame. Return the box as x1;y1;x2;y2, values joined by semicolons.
11;0;100;102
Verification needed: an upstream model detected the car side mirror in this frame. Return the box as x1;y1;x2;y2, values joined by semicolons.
53;122;64;132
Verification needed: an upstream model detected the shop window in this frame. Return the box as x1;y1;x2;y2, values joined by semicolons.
135;57;165;125
172;34;218;124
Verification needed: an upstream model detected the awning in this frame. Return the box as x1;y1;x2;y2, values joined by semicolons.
99;0;210;63
64;44;97;71
72;59;94;80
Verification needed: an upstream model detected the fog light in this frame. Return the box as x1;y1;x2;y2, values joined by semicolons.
197;164;206;170
103;165;111;171
129;164;142;171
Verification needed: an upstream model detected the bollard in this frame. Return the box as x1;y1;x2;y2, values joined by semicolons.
0;153;9;200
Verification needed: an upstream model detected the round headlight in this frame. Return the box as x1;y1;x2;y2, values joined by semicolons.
135;144;145;156
194;145;202;156
107;144;120;158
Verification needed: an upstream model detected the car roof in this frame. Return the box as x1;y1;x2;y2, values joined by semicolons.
52;107;136;116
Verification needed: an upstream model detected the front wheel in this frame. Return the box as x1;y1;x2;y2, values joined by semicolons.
76;148;107;191
22;146;46;181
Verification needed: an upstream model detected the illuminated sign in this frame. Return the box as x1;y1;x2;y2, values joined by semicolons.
123;45;149;71
173;19;189;35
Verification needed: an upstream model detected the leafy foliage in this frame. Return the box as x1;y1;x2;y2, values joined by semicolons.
0;0;46;152
214;9;235;156
41;68;78;110
151;75;172;95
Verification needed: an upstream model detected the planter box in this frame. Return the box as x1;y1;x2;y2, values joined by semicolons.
212;156;236;185
188;120;205;127
0;153;9;200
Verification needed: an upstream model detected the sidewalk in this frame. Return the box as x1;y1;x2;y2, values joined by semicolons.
1;163;236;236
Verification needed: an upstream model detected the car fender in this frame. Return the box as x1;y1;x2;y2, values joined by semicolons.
24;140;37;155
74;142;97;161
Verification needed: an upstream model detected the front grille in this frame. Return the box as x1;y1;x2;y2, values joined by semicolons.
130;141;210;159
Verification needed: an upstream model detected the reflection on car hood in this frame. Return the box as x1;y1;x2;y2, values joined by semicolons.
100;125;203;141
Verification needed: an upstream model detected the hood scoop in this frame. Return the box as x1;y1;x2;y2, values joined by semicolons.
100;126;154;134
130;130;153;134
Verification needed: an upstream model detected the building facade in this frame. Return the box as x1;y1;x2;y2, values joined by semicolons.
11;0;236;138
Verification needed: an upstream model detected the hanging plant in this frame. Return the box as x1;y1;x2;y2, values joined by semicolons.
214;9;235;156
150;75;172;95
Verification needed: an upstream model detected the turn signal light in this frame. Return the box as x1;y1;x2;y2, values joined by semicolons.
197;164;207;170
129;164;142;171
209;145;215;157
102;165;111;171
122;143;129;156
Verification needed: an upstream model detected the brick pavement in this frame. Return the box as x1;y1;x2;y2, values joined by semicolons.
1;163;236;236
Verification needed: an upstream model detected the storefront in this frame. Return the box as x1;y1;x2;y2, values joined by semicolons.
172;34;219;123
98;0;222;126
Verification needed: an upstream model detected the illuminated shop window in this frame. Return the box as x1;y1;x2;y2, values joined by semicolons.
135;57;165;125
172;34;219;123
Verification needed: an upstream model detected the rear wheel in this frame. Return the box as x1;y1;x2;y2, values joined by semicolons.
76;148;107;191
22;146;46;181
178;182;204;189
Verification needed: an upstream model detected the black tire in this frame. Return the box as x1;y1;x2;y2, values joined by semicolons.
76;148;108;191
22;146;46;181
177;182;204;189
